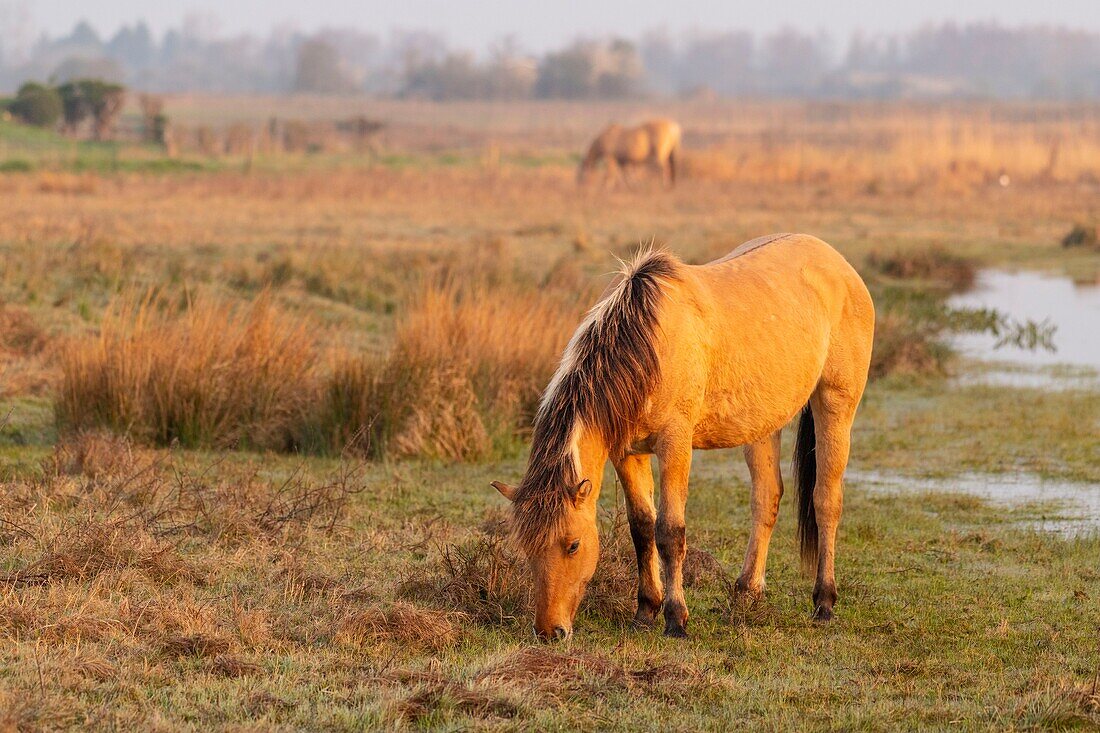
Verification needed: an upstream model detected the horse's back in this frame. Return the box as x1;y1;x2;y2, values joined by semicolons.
651;234;872;447
700;233;868;311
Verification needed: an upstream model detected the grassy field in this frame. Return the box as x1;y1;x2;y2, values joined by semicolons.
1;100;1098;730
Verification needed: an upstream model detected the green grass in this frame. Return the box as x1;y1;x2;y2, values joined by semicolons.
855;380;1100;482
1;133;1098;728
0;119;215;174
1;377;1097;730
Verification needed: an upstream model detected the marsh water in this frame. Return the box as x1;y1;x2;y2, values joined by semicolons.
848;470;1100;537
947;269;1100;388
866;268;1100;533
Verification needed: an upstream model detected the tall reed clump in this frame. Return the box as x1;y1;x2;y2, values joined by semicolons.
57;294;319;450
317;281;581;461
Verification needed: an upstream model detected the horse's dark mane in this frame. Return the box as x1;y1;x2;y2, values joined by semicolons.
511;249;679;551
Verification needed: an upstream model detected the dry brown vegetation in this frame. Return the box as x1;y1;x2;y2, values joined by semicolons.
868;312;948;380
0;302;54;398
160;97;1100;188
865;246;977;292
326;277;584;460
55;273;585;459
57;294;317;450
2;100;1098;729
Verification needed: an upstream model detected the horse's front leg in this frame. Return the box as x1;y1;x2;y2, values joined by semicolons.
655;432;692;638
735;431;784;596
613;454;663;626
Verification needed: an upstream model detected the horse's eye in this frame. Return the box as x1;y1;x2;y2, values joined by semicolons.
567;540;580;555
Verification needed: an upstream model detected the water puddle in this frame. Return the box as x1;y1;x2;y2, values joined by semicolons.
948;269;1100;389
849;469;1100;537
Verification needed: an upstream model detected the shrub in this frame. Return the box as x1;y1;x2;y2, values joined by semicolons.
56;294;319;450
9;82;62;128
865;247;976;292
869;311;948;380
57;79;126;139
1061;223;1098;248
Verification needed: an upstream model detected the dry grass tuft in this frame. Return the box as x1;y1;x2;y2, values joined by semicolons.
478;647;624;684
160;633;232;658
726;591;780;629
149;461;362;546
0;516;196;586
683;546;727;588
46;430;137;479
74;655;118;681
335;602;467;650
322;280;581;461
398;682;520;724
0;304;48;355
245;691;297;716
398;531;530;625
209;654;263;678
57;293;319;450
0;302;54;398
865;247;976;292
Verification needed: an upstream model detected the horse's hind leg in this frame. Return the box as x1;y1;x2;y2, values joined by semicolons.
613;454;663;626
735;431;784;596
808;383;862;621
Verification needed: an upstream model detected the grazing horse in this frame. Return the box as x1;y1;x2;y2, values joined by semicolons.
492;234;875;640
577;119;682;189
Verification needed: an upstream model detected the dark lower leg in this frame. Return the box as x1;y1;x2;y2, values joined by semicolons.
656;519;687;636
614;455;662;625
656;435;692;638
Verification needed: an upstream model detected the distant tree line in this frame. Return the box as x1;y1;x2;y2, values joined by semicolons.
1;18;1099;100
5;78;125;139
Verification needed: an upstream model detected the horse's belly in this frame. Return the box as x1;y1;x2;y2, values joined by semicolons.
690;400;798;450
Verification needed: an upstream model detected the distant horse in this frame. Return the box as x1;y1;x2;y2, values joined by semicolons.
577;119;682;189
492;234;874;640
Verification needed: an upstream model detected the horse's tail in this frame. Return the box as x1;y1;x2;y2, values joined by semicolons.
793;403;818;572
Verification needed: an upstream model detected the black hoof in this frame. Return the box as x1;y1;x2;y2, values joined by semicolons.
812;605;834;623
633;597;661;628
663;620;689;639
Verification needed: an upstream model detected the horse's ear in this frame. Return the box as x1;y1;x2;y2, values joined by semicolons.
571;478;593;506
491;481;516;502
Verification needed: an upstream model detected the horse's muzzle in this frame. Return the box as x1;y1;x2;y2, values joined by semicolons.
533;625;572;643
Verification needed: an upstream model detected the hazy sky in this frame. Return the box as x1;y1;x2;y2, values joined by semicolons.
20;0;1100;49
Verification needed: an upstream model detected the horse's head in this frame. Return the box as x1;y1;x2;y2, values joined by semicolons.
491;478;599;641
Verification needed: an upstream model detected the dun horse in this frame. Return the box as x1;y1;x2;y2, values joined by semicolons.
492;234;875;640
577;119;682;188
